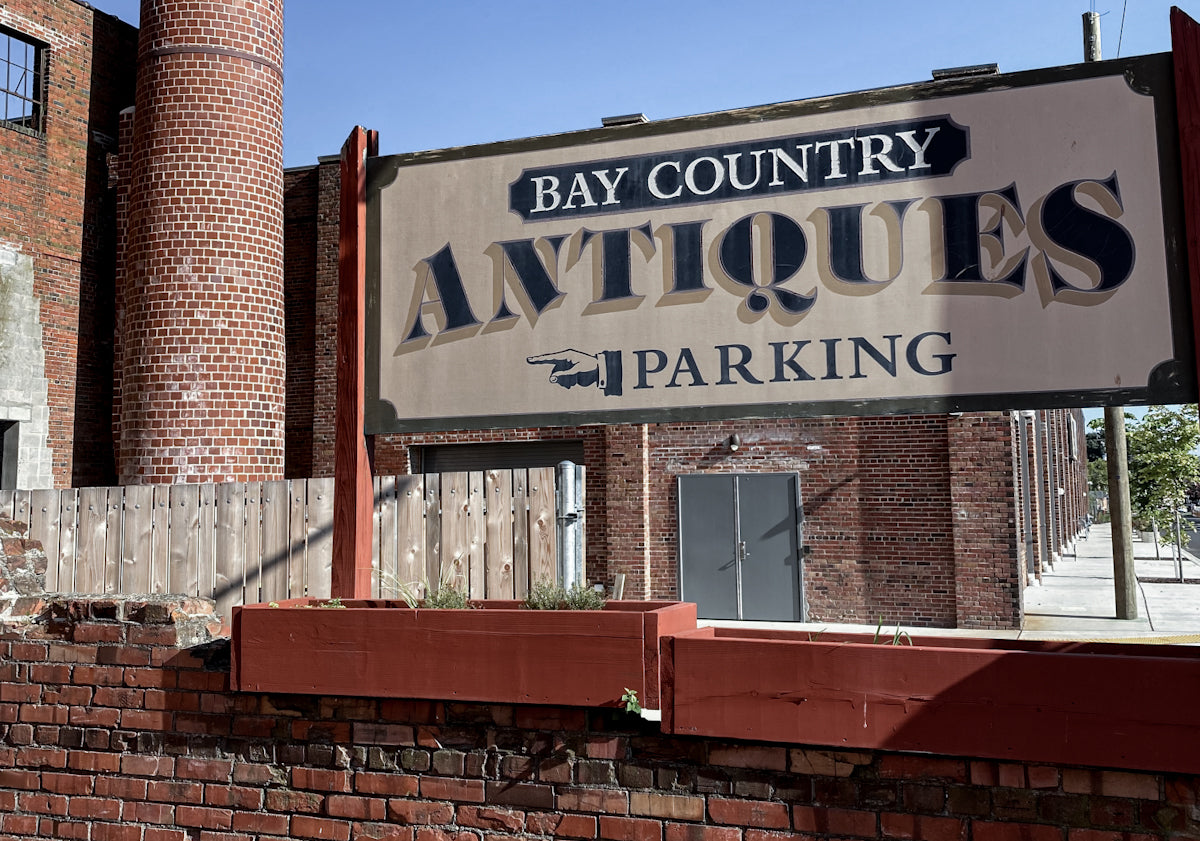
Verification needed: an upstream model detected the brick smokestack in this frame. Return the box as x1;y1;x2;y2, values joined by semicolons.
120;0;286;483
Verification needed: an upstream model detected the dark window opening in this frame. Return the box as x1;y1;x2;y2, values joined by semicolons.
0;421;17;490
412;441;585;473
1;27;46;136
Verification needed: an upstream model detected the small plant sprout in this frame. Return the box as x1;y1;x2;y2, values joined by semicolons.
563;580;606;610
424;583;470;609
321;597;346;609
621;688;642;714
524;577;564;610
524;577;607;610
871;616;912;645
377;569;470;609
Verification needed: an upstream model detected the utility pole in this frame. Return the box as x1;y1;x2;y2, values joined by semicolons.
1084;10;1138;618
1105;407;1138;617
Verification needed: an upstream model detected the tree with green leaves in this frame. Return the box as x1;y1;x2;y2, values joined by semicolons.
1085;418;1108;497
1123;406;1200;535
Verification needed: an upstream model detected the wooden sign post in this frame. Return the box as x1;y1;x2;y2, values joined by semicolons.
332;126;377;598
1172;7;1200;391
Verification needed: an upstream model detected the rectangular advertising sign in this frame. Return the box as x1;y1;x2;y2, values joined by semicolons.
365;54;1194;433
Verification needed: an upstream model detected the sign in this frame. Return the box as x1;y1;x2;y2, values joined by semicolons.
365;54;1194;433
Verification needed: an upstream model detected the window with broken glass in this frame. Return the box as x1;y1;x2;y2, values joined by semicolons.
1;27;45;136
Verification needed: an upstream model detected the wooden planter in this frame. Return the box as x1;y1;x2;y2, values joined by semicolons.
662;627;1200;773
231;599;696;708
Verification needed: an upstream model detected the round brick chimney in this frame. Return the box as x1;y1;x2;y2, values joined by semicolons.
120;0;286;483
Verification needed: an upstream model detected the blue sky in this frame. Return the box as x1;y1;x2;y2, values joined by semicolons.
97;1;1194;169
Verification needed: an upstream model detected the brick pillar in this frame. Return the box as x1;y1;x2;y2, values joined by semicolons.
120;0;285;484
948;412;1022;629
604;423;652;599
312;159;342;478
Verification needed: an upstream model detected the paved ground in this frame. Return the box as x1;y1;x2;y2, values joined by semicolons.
705;521;1200;642
1020;520;1200;641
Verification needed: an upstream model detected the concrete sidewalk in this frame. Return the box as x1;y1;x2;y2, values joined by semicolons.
1021;520;1200;641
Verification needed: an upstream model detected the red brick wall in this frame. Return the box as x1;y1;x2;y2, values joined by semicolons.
119;0;286;484
71;9;136;487
313;159;342;480
0;598;1193;841
950;414;1022;629
642;415;958;625
284;167;319;479
0;1;136;487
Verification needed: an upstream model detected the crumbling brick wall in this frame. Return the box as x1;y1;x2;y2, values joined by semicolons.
0;597;1192;841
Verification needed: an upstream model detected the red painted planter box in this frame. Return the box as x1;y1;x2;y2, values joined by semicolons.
231;599;696;708
662;627;1200;773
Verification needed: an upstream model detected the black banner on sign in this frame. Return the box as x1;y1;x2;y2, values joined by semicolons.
509;116;969;222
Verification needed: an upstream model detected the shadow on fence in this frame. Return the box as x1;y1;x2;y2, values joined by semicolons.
0;467;564;619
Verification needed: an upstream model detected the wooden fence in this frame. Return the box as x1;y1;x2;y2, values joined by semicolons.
0;467;564;619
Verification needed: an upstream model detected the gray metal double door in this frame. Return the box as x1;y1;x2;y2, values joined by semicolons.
677;473;805;621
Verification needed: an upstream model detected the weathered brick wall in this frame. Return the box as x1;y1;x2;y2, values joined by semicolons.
0;598;1195;841
0;1;135;488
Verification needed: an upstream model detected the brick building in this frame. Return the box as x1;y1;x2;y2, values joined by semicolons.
0;0;1088;629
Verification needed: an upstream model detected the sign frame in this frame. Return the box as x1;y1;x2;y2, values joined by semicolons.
364;52;1195;435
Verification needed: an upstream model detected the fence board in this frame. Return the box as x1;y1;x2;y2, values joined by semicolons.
467;472;485;599
30;489;60;591
375;475;396;599
104;489;121;594
528;467;556;586
169;485;201;596
12;491;30;533
512;471;530;598
260;480;290;602
289;481;307;597
306;478;333;599
76;487;109;593
0;490;13;519
423;474;441;595
214;483;245;619
396;475;424;598
485;470;514;599
244;482;262;604
197;484;217;600
150;487;170;594
58;490;78;591
440;472;469;594
122;485;154;593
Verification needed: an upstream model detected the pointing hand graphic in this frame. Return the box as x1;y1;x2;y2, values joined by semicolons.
527;349;623;396
527;349;601;389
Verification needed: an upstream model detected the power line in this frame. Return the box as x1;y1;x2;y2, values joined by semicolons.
1117;0;1129;57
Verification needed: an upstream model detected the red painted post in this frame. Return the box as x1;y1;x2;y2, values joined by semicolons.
1172;7;1200;409
332;126;375;599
